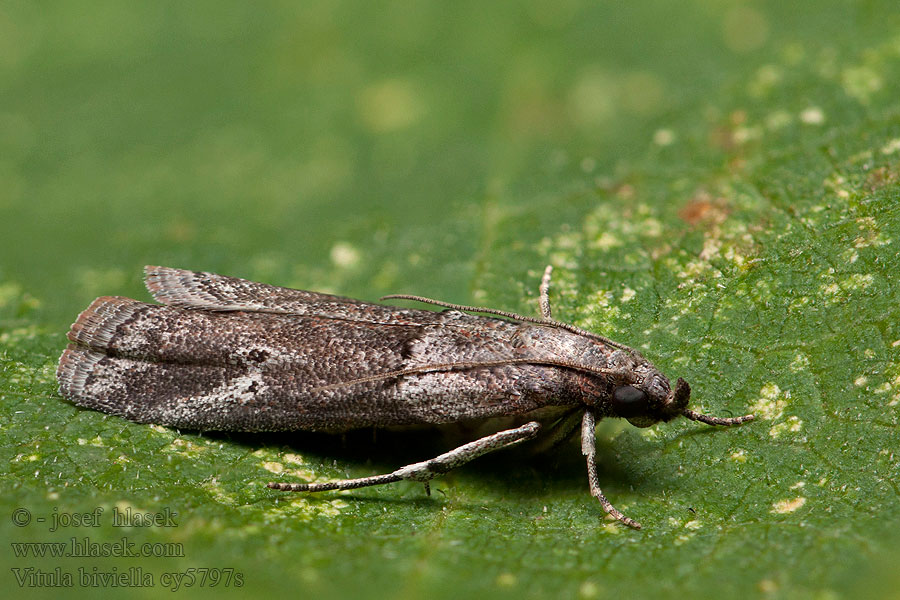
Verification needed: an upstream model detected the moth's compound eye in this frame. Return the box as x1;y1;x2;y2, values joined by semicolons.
612;385;649;418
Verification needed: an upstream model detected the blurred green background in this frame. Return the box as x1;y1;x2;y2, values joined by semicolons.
2;1;899;599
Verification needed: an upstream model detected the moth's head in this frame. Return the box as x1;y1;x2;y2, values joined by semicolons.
610;369;753;429
609;369;691;428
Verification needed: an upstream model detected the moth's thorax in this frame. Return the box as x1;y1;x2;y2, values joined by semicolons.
516;325;681;425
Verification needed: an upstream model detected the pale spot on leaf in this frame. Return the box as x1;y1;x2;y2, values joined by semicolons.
771;497;806;514
357;79;426;132
800;107;825;125
769;416;803;439
881;138;900;155
750;383;789;420
653;128;675;146
330;242;360;269
579;581;601;599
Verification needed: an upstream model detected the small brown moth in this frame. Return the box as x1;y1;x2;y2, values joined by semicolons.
57;265;753;529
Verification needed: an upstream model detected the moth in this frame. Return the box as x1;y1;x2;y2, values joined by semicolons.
57;265;753;529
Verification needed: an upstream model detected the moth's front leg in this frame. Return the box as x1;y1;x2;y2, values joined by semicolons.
582;409;642;529
268;421;541;495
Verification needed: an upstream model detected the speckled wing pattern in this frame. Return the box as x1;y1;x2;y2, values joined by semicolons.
57;267;594;432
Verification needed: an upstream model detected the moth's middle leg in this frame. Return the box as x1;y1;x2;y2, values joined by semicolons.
268;421;541;495
539;264;553;319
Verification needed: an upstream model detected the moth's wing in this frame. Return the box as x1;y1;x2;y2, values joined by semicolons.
144;266;365;314
60;341;331;431
56;296;238;426
57;295;448;431
59;345;234;427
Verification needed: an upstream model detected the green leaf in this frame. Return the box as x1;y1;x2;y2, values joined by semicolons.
2;2;899;599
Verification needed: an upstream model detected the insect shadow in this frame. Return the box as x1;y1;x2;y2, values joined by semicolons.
209;424;656;508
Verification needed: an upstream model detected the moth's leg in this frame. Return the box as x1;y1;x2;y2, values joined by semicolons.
529;408;583;455
539;265;553;319
581;410;642;529
268;421;541;494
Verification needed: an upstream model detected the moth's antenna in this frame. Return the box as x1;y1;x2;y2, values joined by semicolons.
380;294;634;352
382;264;642;355
682;409;754;426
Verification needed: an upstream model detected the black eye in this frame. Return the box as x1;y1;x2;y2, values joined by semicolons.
612;385;649;418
